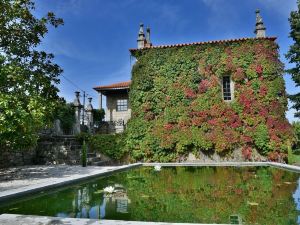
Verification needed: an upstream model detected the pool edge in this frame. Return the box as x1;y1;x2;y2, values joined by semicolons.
0;214;230;225
0;163;142;203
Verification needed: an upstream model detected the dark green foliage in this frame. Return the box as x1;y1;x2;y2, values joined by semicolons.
81;140;87;167
127;39;292;162
0;0;63;149
55;101;75;134
292;121;300;152
286;0;300;117
88;133;126;160
93;109;105;122
76;132;91;143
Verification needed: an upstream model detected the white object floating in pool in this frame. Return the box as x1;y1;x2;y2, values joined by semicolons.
154;165;162;171
103;186;115;193
247;201;259;206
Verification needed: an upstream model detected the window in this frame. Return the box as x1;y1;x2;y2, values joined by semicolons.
117;99;128;111
222;76;233;101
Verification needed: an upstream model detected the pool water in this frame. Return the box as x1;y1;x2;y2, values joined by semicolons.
0;166;300;224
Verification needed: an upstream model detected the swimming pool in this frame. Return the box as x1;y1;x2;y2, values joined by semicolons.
0;165;299;224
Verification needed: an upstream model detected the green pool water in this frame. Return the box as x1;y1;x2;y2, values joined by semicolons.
0;166;300;224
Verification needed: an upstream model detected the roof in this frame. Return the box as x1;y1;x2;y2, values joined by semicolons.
93;81;131;91
129;36;277;53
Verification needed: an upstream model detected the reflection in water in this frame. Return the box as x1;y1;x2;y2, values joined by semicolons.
0;166;300;224
293;178;300;224
65;183;130;220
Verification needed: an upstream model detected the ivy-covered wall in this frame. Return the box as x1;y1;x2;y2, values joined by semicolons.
127;38;293;162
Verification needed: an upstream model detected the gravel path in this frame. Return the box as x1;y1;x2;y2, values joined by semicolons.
0;165;116;192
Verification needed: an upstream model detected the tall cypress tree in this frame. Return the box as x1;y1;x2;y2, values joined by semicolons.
286;0;300;117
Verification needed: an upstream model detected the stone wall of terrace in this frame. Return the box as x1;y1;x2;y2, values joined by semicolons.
0;148;36;168
35;135;82;165
0;135;82;168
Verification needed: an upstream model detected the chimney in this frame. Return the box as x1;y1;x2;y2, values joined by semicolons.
145;27;152;47
254;9;266;38
137;23;145;49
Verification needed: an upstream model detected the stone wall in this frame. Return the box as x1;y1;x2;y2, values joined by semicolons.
0;148;36;168
35;135;82;165
0;135;82;168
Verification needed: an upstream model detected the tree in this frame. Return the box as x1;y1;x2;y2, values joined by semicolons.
286;0;300;117
55;101;75;134
93;108;105;123
0;0;63;149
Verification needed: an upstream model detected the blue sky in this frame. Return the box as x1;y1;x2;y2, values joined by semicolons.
35;0;298;121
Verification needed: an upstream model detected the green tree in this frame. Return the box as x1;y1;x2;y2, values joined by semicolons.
55;100;75;134
93;108;105;123
0;0;63;149
286;0;300;117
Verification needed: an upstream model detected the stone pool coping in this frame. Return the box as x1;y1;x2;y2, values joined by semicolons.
0;161;299;225
144;161;300;173
0;214;230;225
0;163;141;203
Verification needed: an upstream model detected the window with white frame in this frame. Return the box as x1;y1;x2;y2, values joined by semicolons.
222;76;233;101
117;99;128;111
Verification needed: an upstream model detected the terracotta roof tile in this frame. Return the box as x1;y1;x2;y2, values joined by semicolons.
94;81;131;90
129;36;277;53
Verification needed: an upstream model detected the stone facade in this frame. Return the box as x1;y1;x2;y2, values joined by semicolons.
105;93;131;124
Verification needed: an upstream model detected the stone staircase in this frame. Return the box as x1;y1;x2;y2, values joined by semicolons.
87;152;110;166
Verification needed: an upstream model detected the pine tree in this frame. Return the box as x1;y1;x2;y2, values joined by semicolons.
286;0;300;117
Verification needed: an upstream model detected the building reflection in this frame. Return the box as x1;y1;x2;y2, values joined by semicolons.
68;183;130;220
293;178;300;224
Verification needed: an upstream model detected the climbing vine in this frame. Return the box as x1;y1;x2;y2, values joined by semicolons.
127;39;293;162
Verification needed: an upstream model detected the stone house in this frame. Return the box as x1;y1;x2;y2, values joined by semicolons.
124;10;292;162
93;81;131;133
94;10;292;163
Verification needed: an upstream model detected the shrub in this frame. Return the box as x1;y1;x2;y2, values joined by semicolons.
88;133;126;160
76;132;91;143
292;121;300;152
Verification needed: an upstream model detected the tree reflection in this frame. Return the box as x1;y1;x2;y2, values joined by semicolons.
0;166;299;224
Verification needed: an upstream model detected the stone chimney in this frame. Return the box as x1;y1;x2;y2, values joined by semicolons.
145;27;152;47
137;23;145;49
254;9;266;38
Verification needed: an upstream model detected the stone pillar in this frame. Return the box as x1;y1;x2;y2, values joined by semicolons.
53;119;63;135
137;23;145;49
73;91;82;134
254;9;266;38
86;97;94;133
